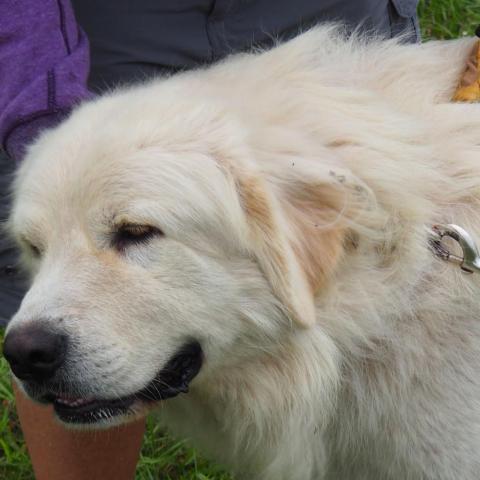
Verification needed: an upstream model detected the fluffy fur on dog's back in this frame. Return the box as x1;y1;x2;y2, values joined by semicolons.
8;27;480;479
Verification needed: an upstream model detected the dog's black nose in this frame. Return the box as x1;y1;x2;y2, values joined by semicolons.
2;325;67;381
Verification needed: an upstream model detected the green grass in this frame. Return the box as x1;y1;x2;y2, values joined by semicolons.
0;348;33;480
2;3;480;479
418;0;480;40
136;421;231;480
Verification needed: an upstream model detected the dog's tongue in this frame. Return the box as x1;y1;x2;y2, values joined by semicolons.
55;396;95;407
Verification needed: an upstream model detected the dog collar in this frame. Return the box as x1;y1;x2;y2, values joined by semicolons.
453;34;480;102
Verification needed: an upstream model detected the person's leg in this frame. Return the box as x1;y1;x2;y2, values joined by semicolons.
1;151;146;479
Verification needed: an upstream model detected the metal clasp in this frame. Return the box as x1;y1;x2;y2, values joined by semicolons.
429;224;480;274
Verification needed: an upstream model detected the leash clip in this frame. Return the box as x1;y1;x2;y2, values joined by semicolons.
429;224;480;274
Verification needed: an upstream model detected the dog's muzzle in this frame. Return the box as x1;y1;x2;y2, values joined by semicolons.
2;324;203;425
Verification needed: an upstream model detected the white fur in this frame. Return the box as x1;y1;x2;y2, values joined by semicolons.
6;27;480;479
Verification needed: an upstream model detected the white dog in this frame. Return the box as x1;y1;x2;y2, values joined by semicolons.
4;26;480;479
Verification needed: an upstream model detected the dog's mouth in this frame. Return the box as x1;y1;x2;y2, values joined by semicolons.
40;341;203;425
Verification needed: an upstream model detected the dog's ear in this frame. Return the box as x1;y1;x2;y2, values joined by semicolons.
232;154;367;328
235;172;317;328
270;157;364;294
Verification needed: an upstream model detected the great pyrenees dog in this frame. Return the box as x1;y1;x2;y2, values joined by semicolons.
4;26;480;479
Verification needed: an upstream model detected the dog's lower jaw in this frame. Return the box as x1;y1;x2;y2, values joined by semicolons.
54;401;150;431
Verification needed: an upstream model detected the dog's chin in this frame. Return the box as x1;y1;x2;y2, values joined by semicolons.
24;341;203;428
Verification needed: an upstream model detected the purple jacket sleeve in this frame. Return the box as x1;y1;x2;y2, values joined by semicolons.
0;0;91;162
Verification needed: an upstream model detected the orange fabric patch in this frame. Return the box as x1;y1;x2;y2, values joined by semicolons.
453;40;480;102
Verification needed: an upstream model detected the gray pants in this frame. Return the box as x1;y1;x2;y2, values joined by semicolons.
0;0;420;326
73;0;420;91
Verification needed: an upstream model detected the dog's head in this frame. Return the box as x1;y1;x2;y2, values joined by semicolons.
3;84;366;427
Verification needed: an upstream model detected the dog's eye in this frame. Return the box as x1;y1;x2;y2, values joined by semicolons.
28;243;42;258
112;224;163;251
20;238;42;258
29;244;42;257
